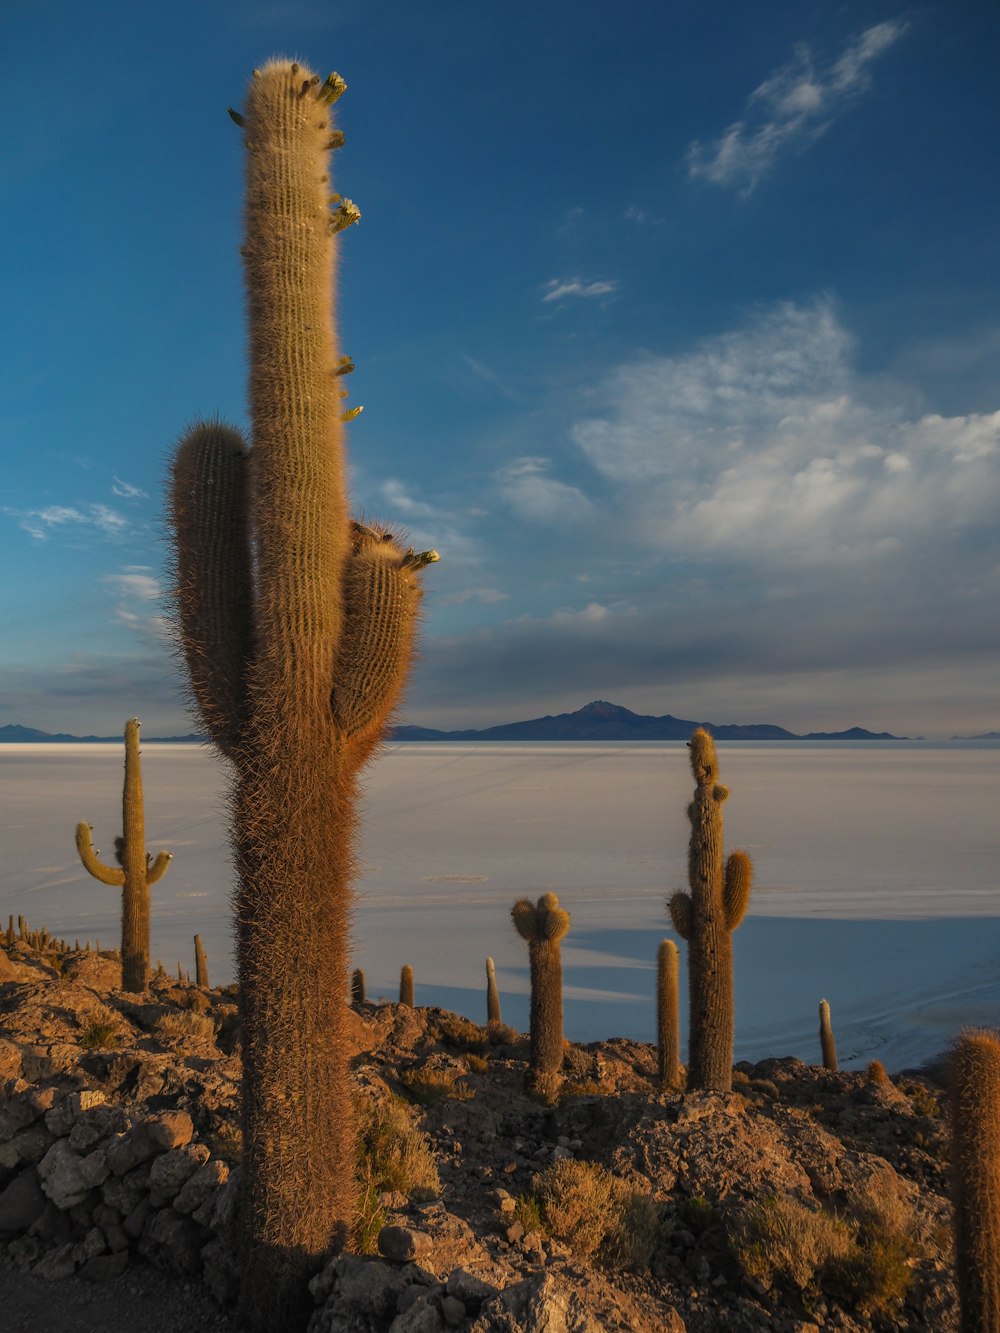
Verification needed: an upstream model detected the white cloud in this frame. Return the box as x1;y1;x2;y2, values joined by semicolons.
542;277;618;304
495;456;594;523
102;569;161;601
687;20;907;192
9;502;133;541
111;476;149;499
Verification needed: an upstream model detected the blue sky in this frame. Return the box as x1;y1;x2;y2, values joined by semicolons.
2;1;998;737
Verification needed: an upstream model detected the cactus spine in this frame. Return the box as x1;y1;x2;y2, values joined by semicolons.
657;939;681;1091
668;729;751;1092
75;719;172;993
951;1029;1000;1331
194;935;209;989
512;893;571;1101
167;60;436;1331
485;956;502;1026
819;998;838;1071
399;964;414;1007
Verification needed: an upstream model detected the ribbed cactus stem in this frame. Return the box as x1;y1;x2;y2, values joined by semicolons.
668;729;752;1092
5;917;14;946
819;999;838;1072
657;939;681;1091
486;956;502;1026
399;964;414;1007
951;1029;1000;1332
512;893;570;1101
194;935;210;988
351;967;366;1006
75;719;172;992
167;60;436;1330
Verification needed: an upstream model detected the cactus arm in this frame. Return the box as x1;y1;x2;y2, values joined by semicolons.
511;899;537;940
332;528;434;747
146;851;173;885
75;823;125;886
723;851;752;930
169;422;254;758
668;890;692;941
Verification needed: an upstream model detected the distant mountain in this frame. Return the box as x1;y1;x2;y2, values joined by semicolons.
0;724;205;744
952;731;1000;740
388;700;906;742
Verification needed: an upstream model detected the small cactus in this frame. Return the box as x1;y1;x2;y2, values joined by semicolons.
866;1059;887;1085
75;719;172;992
194;935;210;988
351;968;366;1006
512;893;571;1101
485;956;502;1026
668;729;752;1092
951;1028;1000;1332
399;964;414;1007
6;916;14;946
657;939;681;1091
819;998;838;1072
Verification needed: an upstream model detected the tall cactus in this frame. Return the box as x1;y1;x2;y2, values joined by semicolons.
399;964;414;1007
512;893;571;1101
819;998;838;1072
485;956;502;1026
951;1029;1000;1332
668;729;751;1092
167;59;437;1333
194;935;210;989
75;719;172;993
657;939;681;1091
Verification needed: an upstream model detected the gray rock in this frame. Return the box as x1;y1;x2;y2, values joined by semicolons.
148;1141;211;1205
78;1250;130;1282
45;1089;107;1138
139;1205;202;1276
122;1196;153;1241
173;1155;228;1214
309;1255;416;1331
0;1086;57;1142
379;1225;433;1263
201;1236;241;1307
68;1102;129;1152
389;1293;445;1333
0;1166;48;1233
446;1268;497;1308
37;1138;109;1209
101;1161;151;1215
32;1241;79;1280
0;1122;53;1169
106;1112;194;1175
441;1295;466;1327
470;1273;602;1333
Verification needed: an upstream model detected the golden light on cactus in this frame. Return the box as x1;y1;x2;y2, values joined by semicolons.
486;956;502;1026
668;728;752;1092
75;719;172;994
399;964;414;1007
819;998;838;1072
167;58;436;1333
951;1028;1000;1332
657;939;681;1091
512;893;571;1101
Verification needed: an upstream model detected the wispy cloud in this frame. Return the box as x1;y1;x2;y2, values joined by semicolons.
495;456;594;523
9;502;132;541
687;21;907;193
102;568;161;601
111;476;149;499
103;566;168;648
541;277;618;304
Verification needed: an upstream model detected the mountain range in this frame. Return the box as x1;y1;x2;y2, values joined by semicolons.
0;702;906;744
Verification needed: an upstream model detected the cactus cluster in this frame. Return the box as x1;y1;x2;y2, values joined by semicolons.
669;729;751;1092
166;59;436;1331
511;893;571;1101
75;719;172;993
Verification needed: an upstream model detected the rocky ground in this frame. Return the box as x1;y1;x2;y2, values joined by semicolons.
0;935;959;1330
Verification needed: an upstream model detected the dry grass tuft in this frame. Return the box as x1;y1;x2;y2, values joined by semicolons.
355;1094;440;1252
730;1193;853;1293
154;1010;217;1042
400;1066;474;1105
530;1159;620;1259
431;1012;490;1053
79;1019;122;1049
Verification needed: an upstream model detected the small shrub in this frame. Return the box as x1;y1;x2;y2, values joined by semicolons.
513;1193;544;1233
730;1194;853;1293
749;1078;780;1101
204;1118;243;1164
678;1194;716;1236
400;1067;473;1105
154;1010;217;1042
487;1021;519;1046
530;1159;620;1259
431;1013;489;1053
606;1188;667;1270
79;1020;121;1049
826;1176;928;1318
902;1078;940;1118
560;1079;604;1098
465;1053;488;1074
176;989;212;1014
355;1094;440;1252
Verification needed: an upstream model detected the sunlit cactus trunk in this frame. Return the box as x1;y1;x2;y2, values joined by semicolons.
819;998;838;1071
951;1029;1000;1332
657;939;681;1091
668;729;752;1092
512;894;571;1102
399;964;414;1007
75;719;172;993
485;956;502;1026
194;935;210;988
167;59;436;1333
